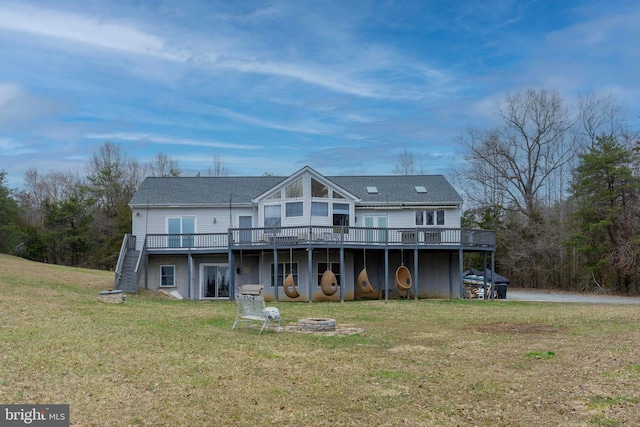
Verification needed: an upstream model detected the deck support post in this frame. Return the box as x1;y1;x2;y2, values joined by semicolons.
307;245;313;303
458;247;464;299
384;246;389;301
339;226;345;303
413;246;419;300
273;236;278;301
227;249;233;300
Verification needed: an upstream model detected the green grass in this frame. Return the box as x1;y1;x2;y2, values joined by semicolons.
525;350;556;359
1;254;640;426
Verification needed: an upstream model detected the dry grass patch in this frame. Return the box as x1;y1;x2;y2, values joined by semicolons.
1;254;640;426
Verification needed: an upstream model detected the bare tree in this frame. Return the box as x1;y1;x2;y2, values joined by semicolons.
393;149;416;175
206;153;229;177
577;92;626;147
20;168;83;227
149;152;181;177
462;89;574;221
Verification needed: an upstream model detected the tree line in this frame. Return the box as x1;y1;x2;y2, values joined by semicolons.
461;89;639;295
1;88;639;294
0;144;226;270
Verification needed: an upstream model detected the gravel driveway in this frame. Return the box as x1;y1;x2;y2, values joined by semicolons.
507;288;640;304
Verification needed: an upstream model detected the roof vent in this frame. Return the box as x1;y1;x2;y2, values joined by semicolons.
366;186;378;194
415;186;428;193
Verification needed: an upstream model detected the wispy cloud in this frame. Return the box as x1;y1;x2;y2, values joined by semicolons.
0;3;183;61
0;138;37;155
208;106;342;135
84;132;262;150
0;3;453;101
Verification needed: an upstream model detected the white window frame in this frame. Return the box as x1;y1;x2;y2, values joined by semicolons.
160;265;175;288
264;204;282;228
285;201;304;217
415;209;445;226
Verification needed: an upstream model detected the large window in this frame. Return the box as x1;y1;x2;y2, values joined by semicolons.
168;217;195;247
285;178;303;198
311;202;328;217
415;209;445;226
286;202;303;217
264;205;281;228
271;262;298;287
160;265;175;287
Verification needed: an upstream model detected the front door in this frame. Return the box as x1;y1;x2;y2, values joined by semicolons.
201;264;230;299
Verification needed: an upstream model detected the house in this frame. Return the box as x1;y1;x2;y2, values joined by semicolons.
114;166;496;301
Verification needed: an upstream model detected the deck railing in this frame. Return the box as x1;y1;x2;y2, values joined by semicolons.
145;227;495;250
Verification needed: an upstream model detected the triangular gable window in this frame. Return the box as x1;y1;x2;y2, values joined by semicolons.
311;178;328;198
285;178;303;198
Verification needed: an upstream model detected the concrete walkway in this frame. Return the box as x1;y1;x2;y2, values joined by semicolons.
507;288;640;304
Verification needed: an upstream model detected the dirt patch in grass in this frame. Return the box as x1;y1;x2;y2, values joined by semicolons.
469;321;565;334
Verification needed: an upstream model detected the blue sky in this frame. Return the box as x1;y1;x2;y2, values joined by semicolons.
1;0;639;187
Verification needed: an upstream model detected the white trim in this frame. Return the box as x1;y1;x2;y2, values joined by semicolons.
199;263;230;300
159;265;176;288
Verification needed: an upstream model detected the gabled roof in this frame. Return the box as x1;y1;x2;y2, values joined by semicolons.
130;176;285;206
252;166;360;203
129;168;462;207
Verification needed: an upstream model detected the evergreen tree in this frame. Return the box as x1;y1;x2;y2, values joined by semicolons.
0;171;23;254
570;136;640;293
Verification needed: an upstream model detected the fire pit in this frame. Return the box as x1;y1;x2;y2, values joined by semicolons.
298;318;336;332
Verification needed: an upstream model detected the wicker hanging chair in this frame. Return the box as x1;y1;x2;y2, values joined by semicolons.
284;273;300;298
395;265;413;291
283;248;299;298
357;268;374;294
320;269;338;296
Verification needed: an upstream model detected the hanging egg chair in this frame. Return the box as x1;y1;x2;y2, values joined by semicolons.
357;248;374;294
283;249;300;298
321;269;338;296
357;268;374;294
395;265;413;291
284;273;300;298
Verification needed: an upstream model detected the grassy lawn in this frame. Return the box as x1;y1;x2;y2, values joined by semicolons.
1;254;639;426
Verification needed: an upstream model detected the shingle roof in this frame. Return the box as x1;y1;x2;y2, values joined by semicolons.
330;175;462;205
129;173;462;207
